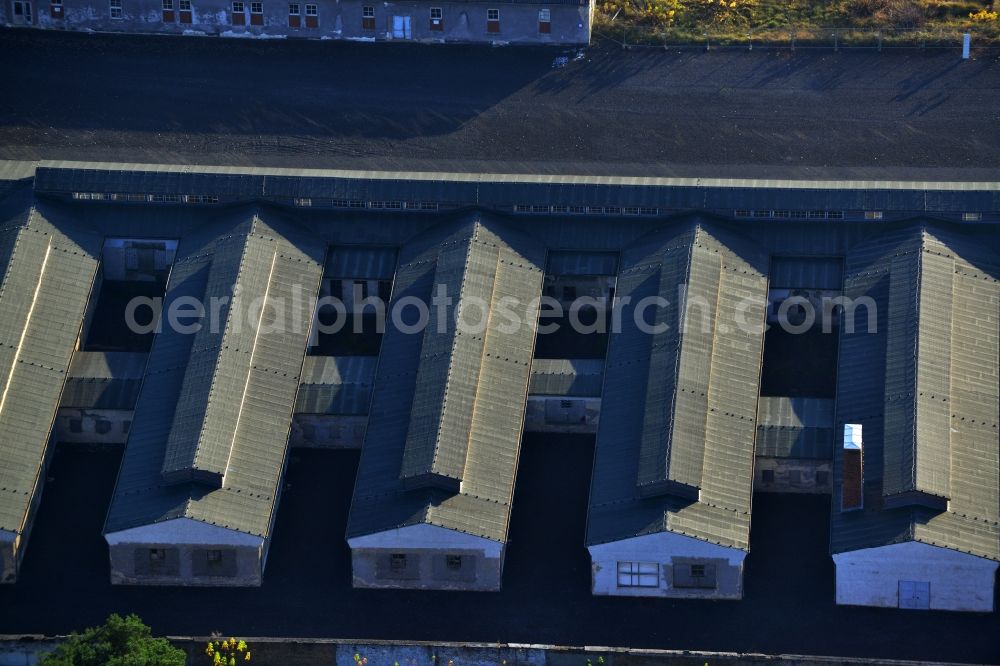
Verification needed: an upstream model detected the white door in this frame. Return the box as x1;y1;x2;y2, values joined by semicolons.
12;0;33;24
392;15;411;39
898;580;930;609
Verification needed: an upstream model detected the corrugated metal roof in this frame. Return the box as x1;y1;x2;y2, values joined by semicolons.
295;356;376;415
104;208;325;537
831;224;999;560
27;162;1000;214
60;351;148;410
347;214;545;542
755;397;834;459
324;247;398;280
586;221;769;549
769;257;844;290
546;251;619;276
0;203;101;534
528;358;604;397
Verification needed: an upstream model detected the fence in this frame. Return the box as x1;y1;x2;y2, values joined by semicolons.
598;25;998;50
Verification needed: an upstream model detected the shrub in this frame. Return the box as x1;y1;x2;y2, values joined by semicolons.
37;614;185;666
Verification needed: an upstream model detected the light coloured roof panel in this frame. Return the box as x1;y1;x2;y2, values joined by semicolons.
0;203;101;535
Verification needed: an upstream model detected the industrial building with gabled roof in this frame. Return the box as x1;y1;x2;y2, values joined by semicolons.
103;208;325;585
0;161;995;613
346;214;544;590
832;224;1000;612
586;221;769;599
0;199;102;584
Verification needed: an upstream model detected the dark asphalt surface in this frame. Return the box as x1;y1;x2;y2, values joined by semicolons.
1;438;998;662
1;30;1000;179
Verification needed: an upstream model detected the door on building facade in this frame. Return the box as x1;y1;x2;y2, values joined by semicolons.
898;580;930;609
392;15;411;39
12;0;33;24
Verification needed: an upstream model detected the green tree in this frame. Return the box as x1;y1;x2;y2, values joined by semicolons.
38;613;186;666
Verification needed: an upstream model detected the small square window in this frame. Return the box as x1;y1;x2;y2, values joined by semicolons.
304;3;316;15
207;549;223;563
487;8;499;20
110;0;123;19
179;0;190;8
390;553;406;571
232;1;243;11
430;7;442;19
288;3;298;13
446;554;462;570
250;2;261;12
162;0;172;8
362;5;374;17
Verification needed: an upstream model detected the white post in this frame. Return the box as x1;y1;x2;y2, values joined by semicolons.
962;32;971;59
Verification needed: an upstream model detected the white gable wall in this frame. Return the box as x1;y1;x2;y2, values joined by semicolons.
589;531;747;599
833;541;998;612
105;518;265;586
349;524;504;591
105;518;263;547
348;523;502;556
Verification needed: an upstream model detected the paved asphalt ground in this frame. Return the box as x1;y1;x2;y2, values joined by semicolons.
1;437;998;662
1;30;1000;179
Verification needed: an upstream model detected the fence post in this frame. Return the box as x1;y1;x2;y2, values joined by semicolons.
877;30;882;51
748;29;753;51
962;32;971;59
833;29;838;51
790;29;795;52
705;31;710;51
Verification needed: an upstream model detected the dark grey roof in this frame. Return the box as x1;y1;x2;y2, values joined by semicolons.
347;214;544;542
295;356;376;415
831;224;1000;560
546;251;619;276
324;247;398;280
104;208;325;537
60;351;148;410
769;256;844;290
0;202;101;534
755;397;834;459
586;221;769;549
528;358;604;397
29;162;1000;220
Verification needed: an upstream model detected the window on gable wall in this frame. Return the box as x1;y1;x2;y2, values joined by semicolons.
486;8;500;32
617;561;659;587
538;8;550;33
110;0;123;19
362;5;375;29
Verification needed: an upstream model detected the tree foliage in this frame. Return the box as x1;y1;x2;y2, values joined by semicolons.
38;614;186;666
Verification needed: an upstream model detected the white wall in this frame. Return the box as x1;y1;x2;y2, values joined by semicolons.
348;523;501;558
833;540;998;612
105;517;263;547
588;531;746;599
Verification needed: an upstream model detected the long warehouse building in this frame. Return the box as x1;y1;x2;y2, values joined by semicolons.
0;162;995;611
